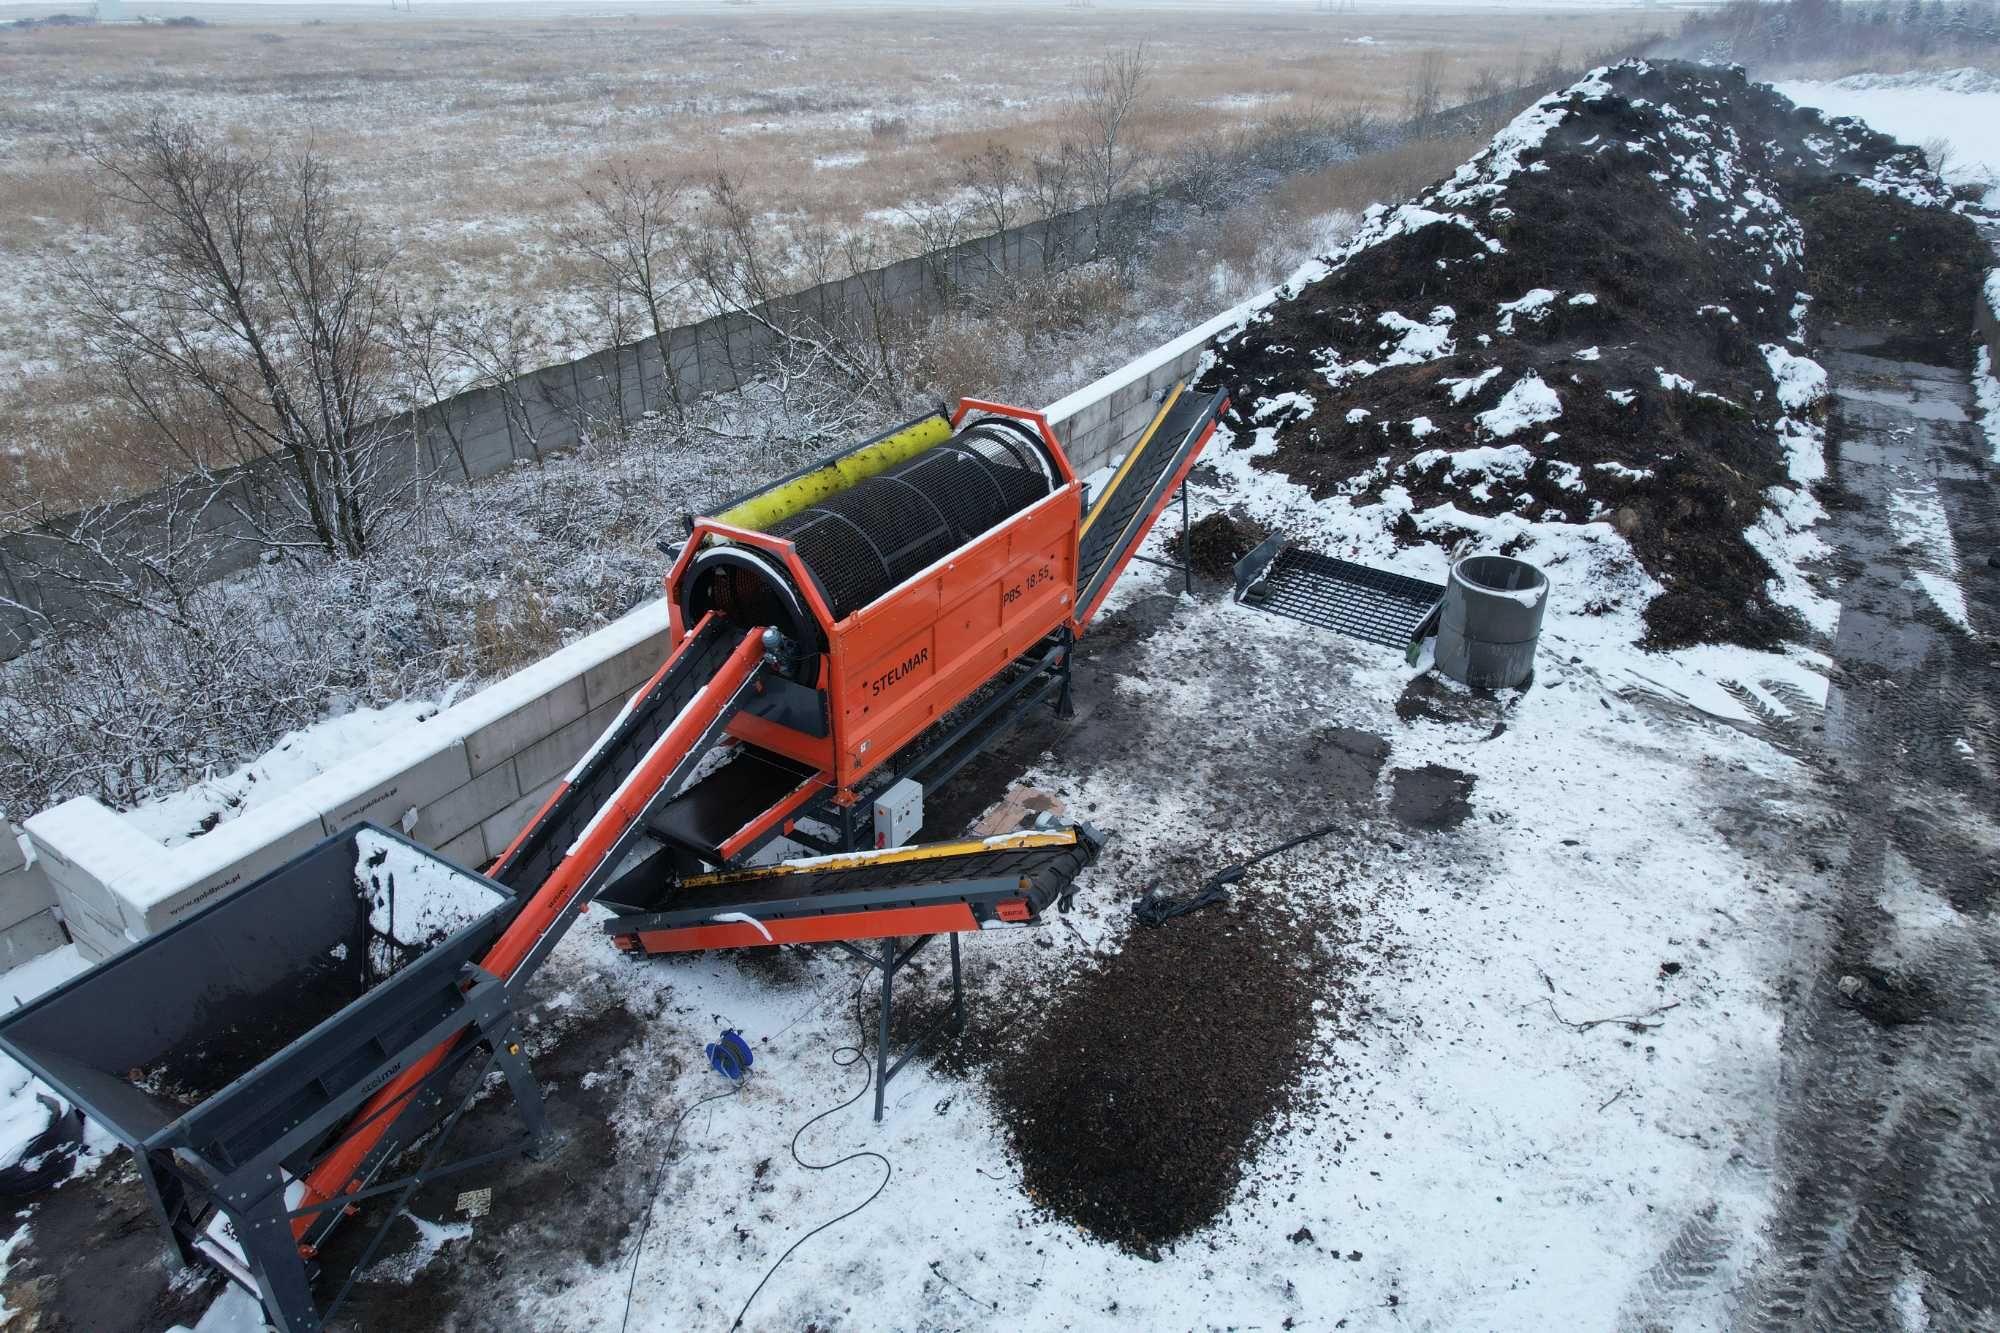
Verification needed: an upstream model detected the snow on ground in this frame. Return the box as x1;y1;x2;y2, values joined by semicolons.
0;945;115;1317
1889;475;1974;630
326;541;1824;1332
1776;68;2000;209
7;57;1981;1333
1979;344;2000;464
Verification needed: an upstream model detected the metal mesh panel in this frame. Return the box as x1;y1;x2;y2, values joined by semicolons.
1241;548;1445;649
772;419;1054;619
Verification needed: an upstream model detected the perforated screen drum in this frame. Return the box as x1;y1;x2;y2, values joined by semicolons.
771;418;1056;619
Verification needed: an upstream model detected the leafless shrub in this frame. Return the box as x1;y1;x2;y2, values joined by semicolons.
1162;133;1236;215
1067;44;1154;258
560;162;695;414
1921;134;1955;176
1533;42;1571;92
1402;49;1450;133
65;123;417;560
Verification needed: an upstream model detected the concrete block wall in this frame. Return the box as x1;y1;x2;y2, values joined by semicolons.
23;601;673;960
0;829;64;972
6;291;1271;968
1044;297;1258;474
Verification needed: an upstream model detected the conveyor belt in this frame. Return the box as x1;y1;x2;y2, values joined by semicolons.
1075;382;1228;627
602;827;1103;952
488;614;752;894
646;748;820;863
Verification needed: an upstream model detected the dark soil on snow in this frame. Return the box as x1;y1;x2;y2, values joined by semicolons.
1186;510;1272;581
1200;60;1984;651
1389;764;1478;830
982;864;1335;1255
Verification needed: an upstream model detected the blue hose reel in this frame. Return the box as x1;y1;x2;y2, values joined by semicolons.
707;1029;753;1083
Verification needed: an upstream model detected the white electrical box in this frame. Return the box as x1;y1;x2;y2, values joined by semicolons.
872;779;924;849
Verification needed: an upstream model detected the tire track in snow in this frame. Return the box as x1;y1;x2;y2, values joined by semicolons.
1726;345;2000;1333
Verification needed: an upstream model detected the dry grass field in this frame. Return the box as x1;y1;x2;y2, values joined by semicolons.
0;2;1664;499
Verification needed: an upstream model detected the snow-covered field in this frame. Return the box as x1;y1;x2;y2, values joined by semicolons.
1776;67;2000;208
0;1;1665;490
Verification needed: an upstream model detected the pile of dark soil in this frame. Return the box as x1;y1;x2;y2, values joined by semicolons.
1186;510;1271;580
1201;61;1978;650
986;867;1333;1254
138;954;373;1107
1794;186;1990;366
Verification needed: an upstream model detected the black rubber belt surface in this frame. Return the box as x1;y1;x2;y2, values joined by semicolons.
489;616;750;894
618;837;1098;925
1076;390;1214;599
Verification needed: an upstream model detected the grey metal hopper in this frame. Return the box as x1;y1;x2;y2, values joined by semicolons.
0;823;531;1332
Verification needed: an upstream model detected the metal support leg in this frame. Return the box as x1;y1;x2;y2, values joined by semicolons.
831;932;969;1123
236;1186;323;1333
949;933;965;1034
1180;479;1192;596
490;1036;553;1159
875;936;895;1122
1054;641;1075;721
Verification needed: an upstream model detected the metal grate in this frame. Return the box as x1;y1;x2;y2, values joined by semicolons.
773;421;1051;619
1238;545;1445;650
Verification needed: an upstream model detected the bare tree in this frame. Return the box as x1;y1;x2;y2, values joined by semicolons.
561;163;693;411
896;195;973;300
441;305;552;467
1025;142;1084;268
391;294;476;481
961;144;1026;275
64;121;410;560
684;171;879;399
1066;44;1153;258
1401;49;1450;133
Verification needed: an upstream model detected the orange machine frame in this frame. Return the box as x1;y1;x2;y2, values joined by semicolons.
663;402;1086;797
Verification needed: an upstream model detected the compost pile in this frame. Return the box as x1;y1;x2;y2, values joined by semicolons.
1186;510;1271;581
1202;60;1983;649
987;864;1335;1255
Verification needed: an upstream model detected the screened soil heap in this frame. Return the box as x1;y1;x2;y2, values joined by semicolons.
1202;60;1986;650
985;865;1334;1255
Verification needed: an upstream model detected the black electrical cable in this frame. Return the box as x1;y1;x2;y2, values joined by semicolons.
730;976;892;1330
1133;821;1344;926
618;1077;744;1333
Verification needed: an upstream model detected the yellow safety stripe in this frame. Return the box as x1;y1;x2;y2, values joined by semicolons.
682;828;1079;887
1080;380;1183;540
710;415;953;532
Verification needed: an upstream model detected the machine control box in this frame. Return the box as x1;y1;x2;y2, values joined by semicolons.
872;779;924;848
